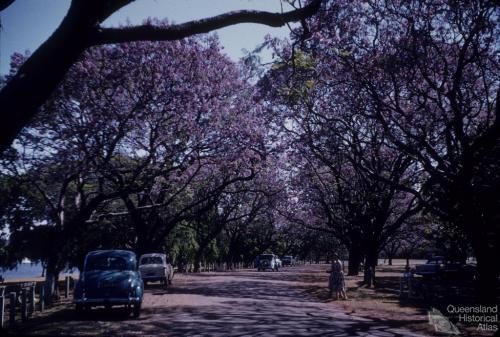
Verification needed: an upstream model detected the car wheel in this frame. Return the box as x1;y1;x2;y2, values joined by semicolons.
75;303;84;314
133;303;141;318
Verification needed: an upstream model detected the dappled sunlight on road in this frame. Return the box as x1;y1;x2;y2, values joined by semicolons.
13;265;427;336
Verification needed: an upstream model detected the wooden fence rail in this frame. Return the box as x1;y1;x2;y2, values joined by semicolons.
0;276;74;327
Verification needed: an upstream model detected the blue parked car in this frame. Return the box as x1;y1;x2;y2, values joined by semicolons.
73;250;144;317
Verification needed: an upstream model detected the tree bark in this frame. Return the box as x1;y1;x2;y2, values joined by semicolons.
465;217;499;304
347;244;362;276
456;185;499;304
44;259;62;306
475;254;498;305
363;246;379;287
194;242;209;273
193;258;202;273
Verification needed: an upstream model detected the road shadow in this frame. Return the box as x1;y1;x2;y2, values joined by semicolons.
154;279;312;303
9;265;428;337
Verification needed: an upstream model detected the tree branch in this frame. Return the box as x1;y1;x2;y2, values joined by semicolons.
91;0;323;45
0;0;15;12
0;0;323;154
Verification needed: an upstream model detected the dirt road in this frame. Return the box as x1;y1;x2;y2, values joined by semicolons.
12;265;427;336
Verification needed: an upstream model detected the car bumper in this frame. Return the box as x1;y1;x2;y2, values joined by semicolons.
141;276;166;282
74;296;142;305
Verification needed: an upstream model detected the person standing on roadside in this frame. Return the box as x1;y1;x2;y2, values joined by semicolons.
328;254;347;300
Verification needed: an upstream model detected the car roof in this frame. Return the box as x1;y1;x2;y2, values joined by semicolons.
86;250;136;259
140;253;166;258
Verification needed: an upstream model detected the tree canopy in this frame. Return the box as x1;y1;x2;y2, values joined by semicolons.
0;0;498;305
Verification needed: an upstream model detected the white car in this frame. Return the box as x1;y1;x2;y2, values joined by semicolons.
139;253;174;286
257;254;279;271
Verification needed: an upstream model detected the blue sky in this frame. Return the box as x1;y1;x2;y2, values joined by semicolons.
0;0;296;75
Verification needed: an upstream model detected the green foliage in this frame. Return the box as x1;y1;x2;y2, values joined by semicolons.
272;50;316;71
164;221;198;266
273;50;317;105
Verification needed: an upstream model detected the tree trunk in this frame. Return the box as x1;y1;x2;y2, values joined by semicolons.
44;259;61;306
459;197;499;304
347;244;362;276
471;240;498;304
475;257;498;305
363;248;379;287
193;243;208;273
136;236;153;257
0;2;96;152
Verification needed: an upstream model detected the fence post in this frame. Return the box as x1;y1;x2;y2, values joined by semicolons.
408;277;413;299
29;285;36;315
9;292;16;327
39;286;45;312
65;276;70;298
21;288;28;321
0;293;4;328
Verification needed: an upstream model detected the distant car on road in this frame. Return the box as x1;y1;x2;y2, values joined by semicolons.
139;253;174;286
257;254;279;271
73;250;144;317
415;256;446;276
282;256;295;266
415;256;476;281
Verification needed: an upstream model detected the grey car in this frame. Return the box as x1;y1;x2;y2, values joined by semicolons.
139;253;174;286
257;254;279;271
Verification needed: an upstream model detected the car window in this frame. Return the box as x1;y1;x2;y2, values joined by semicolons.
85;256;130;271
140;256;163;265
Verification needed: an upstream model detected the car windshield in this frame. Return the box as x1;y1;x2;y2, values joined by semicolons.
140;256;163;265
85;256;130;271
427;259;444;264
